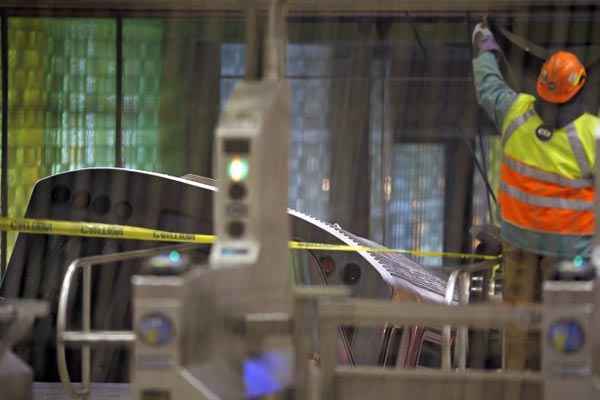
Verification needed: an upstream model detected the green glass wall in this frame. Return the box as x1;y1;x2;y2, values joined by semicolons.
0;17;233;262
6;18;118;251
122;20;162;171
0;18;190;257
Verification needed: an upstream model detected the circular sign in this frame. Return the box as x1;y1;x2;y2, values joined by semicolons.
547;319;585;354
138;313;175;346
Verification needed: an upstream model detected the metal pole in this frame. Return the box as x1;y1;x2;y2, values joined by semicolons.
318;318;338;400
294;286;350;400
115;16;123;168
593;105;600;387
1;11;8;277
82;265;91;398
442;270;459;369
245;1;260;80
456;271;471;370
264;0;287;80
594;118;600;284
293;295;311;400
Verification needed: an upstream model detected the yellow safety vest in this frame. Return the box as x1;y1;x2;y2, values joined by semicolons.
500;94;598;235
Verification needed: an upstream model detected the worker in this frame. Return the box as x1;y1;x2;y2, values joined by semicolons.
472;22;598;371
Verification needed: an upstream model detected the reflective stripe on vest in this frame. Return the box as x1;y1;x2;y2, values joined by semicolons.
503;156;592;189
566;123;593;178
501;163;593;202
502;108;537;148
500;182;592;211
499;190;595;235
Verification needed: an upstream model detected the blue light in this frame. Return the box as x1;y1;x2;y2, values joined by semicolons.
169;250;182;264
243;352;292;398
574;256;584;269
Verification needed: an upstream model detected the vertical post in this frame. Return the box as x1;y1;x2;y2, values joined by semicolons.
441;326;452;369
264;0;287;80
442;270;459;369
375;22;391;245
115;16;123;168
456;271;471;370
443;141;475;266
318;316;337;400
82;265;92;398
245;1;260;81
593;119;600;378
294;287;349;399
593;277;600;378
294;295;311;400
1;11;8;277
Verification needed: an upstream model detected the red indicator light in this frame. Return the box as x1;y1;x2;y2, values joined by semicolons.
319;256;336;276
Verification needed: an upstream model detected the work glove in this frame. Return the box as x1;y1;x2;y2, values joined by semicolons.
472;22;501;55
470;224;502;256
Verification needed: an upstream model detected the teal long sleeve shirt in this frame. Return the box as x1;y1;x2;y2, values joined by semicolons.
472;51;591;259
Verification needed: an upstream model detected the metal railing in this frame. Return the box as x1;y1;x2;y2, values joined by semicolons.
56;243;200;400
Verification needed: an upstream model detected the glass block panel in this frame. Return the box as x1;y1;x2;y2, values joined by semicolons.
122;19;163;172
220;43;245;77
6;18;116;255
220;43;332;220
387;144;446;267
288;78;331;220
287;43;333;77
39;18;117;174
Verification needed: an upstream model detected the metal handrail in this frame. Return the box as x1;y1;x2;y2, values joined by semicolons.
441;260;499;370
56;243;200;400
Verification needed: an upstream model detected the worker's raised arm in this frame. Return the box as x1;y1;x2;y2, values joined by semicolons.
472;23;518;130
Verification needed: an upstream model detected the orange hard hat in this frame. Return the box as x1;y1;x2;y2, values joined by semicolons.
537;51;587;104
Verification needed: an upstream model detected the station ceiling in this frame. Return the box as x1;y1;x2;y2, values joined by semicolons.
1;0;599;15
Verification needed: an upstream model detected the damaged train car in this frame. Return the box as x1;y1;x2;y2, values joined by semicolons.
0;168;492;383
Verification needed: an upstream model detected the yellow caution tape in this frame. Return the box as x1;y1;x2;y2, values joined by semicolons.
289;241;499;260
0;217;499;261
0;217;214;244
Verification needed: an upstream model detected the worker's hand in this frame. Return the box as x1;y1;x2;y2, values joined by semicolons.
472;22;501;55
